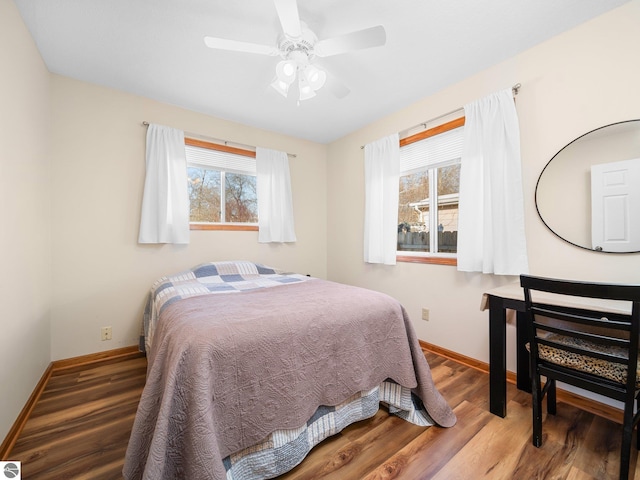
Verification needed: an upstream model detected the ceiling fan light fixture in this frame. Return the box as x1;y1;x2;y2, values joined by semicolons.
298;75;316;101
275;60;297;85
303;64;326;91
270;77;290;97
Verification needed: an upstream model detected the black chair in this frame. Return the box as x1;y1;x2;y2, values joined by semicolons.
520;275;640;480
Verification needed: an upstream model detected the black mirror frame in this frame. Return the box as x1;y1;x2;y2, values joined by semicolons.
534;119;640;254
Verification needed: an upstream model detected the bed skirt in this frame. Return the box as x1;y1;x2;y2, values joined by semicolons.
223;380;432;480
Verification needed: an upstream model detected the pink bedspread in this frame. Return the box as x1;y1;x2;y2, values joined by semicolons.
124;279;455;479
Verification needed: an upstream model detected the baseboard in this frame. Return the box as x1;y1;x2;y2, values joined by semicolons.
419;340;624;425
0;345;143;460
51;345;143;373
0;363;53;460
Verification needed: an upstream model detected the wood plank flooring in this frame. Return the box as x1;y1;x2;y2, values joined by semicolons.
9;356;147;479
7;351;640;479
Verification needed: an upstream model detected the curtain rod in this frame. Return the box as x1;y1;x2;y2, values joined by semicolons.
361;83;522;149
401;83;521;136
141;122;297;158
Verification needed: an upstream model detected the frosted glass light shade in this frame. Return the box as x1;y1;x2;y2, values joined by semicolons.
303;65;326;91
298;75;316;100
276;60;297;85
270;78;290;97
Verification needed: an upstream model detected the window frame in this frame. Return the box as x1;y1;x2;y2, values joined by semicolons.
185;137;259;231
397;116;465;266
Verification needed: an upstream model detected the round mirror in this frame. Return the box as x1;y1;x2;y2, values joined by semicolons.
535;119;640;253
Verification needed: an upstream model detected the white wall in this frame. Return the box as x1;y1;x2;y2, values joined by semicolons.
49;76;328;360
0;0;52;443
326;1;640;374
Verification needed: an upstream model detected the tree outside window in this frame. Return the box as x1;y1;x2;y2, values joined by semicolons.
185;139;258;229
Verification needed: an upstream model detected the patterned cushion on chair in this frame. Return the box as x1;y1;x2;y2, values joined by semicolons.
535;334;640;387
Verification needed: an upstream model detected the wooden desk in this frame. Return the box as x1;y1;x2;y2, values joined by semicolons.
481;282;631;418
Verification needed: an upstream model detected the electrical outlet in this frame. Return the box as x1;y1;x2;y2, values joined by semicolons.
421;308;429;321
101;326;112;341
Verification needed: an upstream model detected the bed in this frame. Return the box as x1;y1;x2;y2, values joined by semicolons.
124;261;456;480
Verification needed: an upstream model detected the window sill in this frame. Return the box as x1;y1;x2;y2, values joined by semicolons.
190;223;258;231
396;255;457;266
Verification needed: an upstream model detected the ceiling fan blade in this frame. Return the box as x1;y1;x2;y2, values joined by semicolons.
314;25;386;57
204;36;279;56
273;0;301;38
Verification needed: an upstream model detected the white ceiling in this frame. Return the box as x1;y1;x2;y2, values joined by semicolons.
14;0;630;144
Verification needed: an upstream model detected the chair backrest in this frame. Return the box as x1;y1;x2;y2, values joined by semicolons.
520;275;640;400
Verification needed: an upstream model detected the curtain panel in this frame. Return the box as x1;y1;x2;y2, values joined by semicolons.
364;133;400;265
457;89;529;275
138;124;190;244
256;147;297;243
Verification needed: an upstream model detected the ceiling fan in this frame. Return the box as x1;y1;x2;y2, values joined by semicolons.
203;0;386;103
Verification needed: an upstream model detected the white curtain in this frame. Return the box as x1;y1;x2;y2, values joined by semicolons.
256;147;296;243
363;133;400;265
138;124;190;244
457;89;529;275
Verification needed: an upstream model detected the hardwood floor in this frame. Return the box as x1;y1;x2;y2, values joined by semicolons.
7;351;640;479
9;356;147;479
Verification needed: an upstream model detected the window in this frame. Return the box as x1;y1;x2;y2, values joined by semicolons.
397;118;464;265
185;138;258;231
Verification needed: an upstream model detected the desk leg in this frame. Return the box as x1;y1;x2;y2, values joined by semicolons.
516;311;531;393
489;298;506;417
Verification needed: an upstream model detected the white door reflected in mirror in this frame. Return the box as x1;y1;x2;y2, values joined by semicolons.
591;157;640;252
